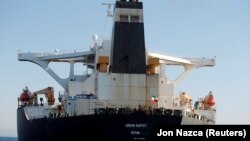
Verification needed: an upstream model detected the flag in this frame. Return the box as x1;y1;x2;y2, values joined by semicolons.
151;96;158;103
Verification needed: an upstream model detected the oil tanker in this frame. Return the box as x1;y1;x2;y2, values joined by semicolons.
17;0;216;140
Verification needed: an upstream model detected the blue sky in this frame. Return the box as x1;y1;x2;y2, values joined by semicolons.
1;0;250;137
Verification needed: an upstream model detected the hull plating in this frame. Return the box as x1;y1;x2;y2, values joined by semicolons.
17;107;182;141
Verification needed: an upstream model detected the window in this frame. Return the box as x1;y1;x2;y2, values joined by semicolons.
120;15;129;22
130;16;139;23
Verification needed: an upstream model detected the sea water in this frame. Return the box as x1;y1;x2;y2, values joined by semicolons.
0;137;17;141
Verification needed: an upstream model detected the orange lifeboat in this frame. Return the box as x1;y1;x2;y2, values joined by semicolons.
20;89;30;102
203;91;216;107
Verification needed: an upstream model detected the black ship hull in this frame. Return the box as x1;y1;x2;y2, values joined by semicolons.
17;107;183;141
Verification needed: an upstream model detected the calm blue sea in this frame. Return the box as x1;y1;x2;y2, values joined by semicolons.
0;137;17;141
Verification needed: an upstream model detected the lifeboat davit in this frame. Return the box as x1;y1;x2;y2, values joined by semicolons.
20;90;30;102
203;91;216;107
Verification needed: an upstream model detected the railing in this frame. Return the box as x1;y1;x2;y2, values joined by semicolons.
18;48;90;58
184;111;215;124
93;107;183;117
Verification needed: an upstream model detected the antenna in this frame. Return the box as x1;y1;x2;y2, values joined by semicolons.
102;3;114;17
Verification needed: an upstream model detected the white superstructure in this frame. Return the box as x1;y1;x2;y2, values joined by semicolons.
18;39;216;124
